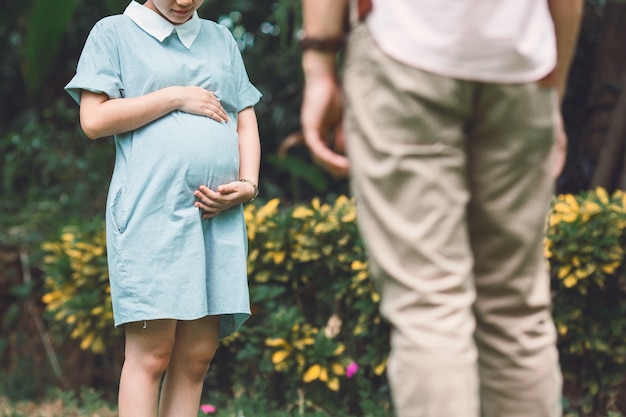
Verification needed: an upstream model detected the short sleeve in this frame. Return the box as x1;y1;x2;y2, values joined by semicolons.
230;40;262;112
65;20;124;104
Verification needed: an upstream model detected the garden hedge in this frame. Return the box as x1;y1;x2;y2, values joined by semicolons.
41;189;626;416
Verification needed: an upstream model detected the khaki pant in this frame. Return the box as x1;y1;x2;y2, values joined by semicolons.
343;24;562;417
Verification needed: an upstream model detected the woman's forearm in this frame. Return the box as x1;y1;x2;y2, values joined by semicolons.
79;86;228;140
237;107;261;184
79;88;180;140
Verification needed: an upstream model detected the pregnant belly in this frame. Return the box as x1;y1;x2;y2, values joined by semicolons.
133;111;240;189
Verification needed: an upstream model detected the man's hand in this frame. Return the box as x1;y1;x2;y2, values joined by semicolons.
300;69;349;178
300;0;350;178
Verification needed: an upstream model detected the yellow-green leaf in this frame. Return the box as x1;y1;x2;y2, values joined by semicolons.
303;364;321;382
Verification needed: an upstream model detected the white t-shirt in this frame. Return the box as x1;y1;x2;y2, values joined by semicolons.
366;0;556;83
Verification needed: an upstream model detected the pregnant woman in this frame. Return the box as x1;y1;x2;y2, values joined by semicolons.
65;1;262;416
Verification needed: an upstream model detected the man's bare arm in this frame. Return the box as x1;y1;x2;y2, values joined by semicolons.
548;0;584;102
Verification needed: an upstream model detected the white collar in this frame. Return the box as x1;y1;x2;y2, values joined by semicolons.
124;1;201;49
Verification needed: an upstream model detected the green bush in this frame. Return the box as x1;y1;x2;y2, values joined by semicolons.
41;219;118;354
41;196;391;415
547;188;626;415
224;196;391;415
41;190;626;416
0;99;113;247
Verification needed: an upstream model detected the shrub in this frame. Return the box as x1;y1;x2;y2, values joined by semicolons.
547;188;626;415
40;219;120;354
224;196;391;415
41;189;626;416
41;196;391;415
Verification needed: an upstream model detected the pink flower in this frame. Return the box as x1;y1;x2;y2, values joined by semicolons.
346;361;359;378
200;404;217;414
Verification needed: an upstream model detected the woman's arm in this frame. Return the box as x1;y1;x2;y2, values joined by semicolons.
236;107;261;186
79;86;229;140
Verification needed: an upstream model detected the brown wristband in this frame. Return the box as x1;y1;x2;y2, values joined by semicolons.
297;29;345;53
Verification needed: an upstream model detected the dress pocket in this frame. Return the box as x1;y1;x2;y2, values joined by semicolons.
110;187;127;233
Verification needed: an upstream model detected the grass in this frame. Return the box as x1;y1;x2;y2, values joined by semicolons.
0;388;342;417
1;389;624;417
0;394;112;417
0;388;116;417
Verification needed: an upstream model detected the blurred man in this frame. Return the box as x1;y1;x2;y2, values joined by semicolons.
300;1;582;416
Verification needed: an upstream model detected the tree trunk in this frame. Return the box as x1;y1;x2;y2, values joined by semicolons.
579;0;626;192
590;72;626;191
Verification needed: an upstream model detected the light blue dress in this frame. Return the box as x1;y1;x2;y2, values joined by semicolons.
65;1;262;338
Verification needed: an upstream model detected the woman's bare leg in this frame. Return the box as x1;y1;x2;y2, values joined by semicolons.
118;320;177;417
158;316;220;417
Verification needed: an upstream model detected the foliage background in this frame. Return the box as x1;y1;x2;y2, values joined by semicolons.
1;0;340;248
36;191;626;416
2;0;626;416
0;0;338;396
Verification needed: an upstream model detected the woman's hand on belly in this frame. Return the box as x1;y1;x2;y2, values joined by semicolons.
194;181;256;219
171;86;229;123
